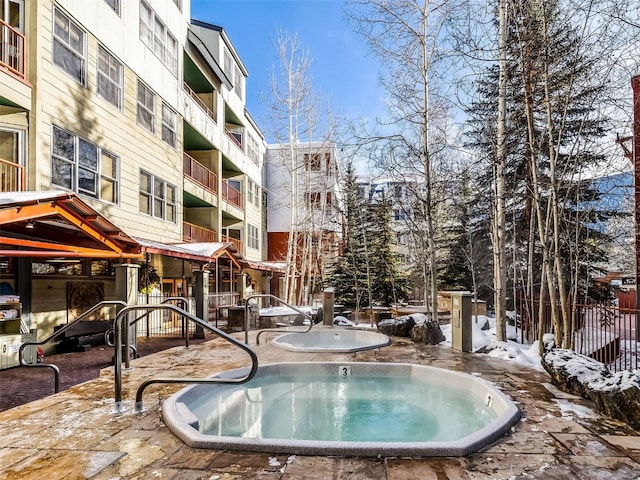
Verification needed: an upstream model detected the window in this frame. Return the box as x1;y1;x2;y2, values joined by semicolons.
247;135;259;163
161;103;177;147
53;7;86;84
97;45;123;109
139;1;178;75
172;0;182;11
304;153;321;171
139;170;177;222
137;80;156;133
325;153;333;175
234;65;243;99
103;0;120;14
224;50;233;78
248;224;260;250
51;126;119;203
394;185;403;198
247;179;255;205
305;191;322;209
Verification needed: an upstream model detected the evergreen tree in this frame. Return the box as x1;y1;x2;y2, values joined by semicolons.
326;161;368;309
365;197;408;306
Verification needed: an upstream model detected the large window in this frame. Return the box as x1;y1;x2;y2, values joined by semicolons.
161;103;177;147
248;224;259;250
51;126;119;203
97;45;123;109
139;1;178;76
137;80;156;133
304;153;322;171
139;170;176;222
53;7;86;84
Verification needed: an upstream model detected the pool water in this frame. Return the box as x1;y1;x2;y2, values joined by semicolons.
192;373;495;442
163;362;520;456
271;329;390;352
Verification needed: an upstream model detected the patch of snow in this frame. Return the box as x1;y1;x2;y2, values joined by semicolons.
553;399;598;419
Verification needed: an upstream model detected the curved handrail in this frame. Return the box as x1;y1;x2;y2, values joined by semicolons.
248;294;315;345
111;303;258;413
18;300;127;393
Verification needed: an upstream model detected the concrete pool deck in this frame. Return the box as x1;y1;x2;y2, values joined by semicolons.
1;331;639;479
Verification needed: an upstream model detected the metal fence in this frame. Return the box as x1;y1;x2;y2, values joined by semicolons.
517;297;639;372
135;294;197;338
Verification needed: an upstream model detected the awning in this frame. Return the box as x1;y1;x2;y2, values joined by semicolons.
134;239;246;269
243;259;286;274
0;191;141;259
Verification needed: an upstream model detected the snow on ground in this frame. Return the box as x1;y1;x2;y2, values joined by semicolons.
439;315;546;371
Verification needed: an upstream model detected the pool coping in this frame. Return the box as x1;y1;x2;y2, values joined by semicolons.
270;329;391;353
162;361;521;457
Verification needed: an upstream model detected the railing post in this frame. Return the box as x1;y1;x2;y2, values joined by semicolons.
114;264;140;368
194;270;209;339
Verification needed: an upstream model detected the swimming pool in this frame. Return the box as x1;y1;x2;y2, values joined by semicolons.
163;362;520;456
271;329;391;353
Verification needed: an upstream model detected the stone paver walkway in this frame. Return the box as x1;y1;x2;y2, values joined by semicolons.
1;331;639;479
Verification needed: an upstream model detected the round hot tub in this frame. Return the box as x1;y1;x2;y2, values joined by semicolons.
163;362;521;457
271;329;391;353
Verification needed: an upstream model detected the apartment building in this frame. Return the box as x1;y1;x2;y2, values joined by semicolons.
356;175;415;269
265;142;342;303
0;0;280;353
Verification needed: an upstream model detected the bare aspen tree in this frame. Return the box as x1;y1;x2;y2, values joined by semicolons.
493;0;508;341
345;0;463;322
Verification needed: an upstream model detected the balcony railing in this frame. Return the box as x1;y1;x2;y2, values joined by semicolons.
182;82;216;123
224;127;243;151
183;222;217;243
221;234;243;255
0;157;24;192
183;152;218;195
0;20;26;80
221;180;243;210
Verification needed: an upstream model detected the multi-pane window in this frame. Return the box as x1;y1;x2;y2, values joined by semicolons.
161;103;177;147
51;126;119;203
247;135;259;163
325;153;333;175
97;45;123;109
304;153;322;171
247;224;259;250
224;50;233;78
394;185;403;198
53;7;86;84
304;191;322;209
247;179;255;205
234;65;243;99
139;170;176;222
137;81;156;133
103;0;120;14
139;1;178;76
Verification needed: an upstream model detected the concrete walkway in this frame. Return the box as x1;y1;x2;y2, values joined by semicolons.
1;331;639;479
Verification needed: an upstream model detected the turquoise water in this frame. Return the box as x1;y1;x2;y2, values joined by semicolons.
190;374;497;442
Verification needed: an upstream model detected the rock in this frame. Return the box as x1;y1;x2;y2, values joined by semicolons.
475;316;490;330
542;348;640;430
588;370;640;431
377;315;415;337
410;320;445;345
541;348;610;398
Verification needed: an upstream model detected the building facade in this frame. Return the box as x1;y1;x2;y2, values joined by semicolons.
265;142;342;304
0;0;281;350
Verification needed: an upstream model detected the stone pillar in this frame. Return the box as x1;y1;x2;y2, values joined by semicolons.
323;287;335;326
193;270;209;339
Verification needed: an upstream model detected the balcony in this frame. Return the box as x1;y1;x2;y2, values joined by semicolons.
224;126;243;151
183;152;217;195
183;221;217;243
0;20;26;81
0;158;24;192
221;180;243;211
221;234;243;255
183;82;216;122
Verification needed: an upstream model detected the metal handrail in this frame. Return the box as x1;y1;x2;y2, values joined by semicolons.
249;294;316;346
18;300;127;393
111;303;258;413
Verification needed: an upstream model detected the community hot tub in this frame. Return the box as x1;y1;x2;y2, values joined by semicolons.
162;362;521;457
271;328;391;353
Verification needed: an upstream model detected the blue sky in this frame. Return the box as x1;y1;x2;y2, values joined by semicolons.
190;0;384;139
